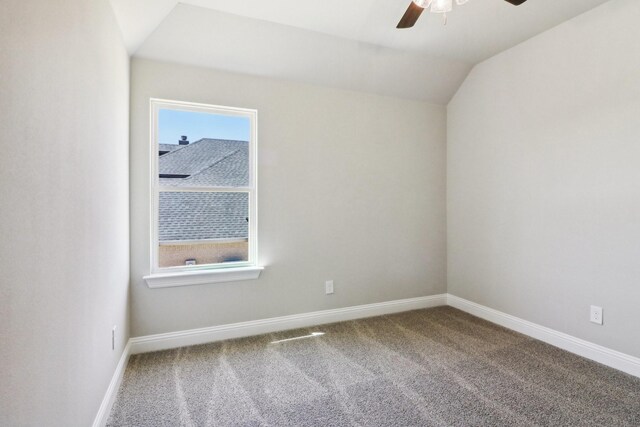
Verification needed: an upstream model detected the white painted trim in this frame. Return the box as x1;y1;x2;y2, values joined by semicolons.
144;265;264;288
447;294;640;379
92;341;131;427
159;237;247;246
149;98;259;276
95;292;640;424
158;186;252;193
130;294;447;354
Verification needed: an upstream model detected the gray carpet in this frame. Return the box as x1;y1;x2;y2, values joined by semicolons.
107;307;640;426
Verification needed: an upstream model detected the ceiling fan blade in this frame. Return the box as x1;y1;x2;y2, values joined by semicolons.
397;2;425;29
503;0;527;5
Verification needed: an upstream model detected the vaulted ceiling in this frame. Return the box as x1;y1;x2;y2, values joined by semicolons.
110;0;605;103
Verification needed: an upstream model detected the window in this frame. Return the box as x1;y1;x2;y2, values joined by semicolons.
147;99;259;285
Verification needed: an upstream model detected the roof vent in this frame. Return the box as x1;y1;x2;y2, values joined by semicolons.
179;135;189;145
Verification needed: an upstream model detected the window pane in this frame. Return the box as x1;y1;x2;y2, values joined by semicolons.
158;109;250;188
158;191;249;268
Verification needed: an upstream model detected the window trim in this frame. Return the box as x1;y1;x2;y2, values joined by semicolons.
144;266;264;289
147;98;259;282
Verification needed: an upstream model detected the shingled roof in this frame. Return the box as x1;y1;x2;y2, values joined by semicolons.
159;192;248;241
160;139;249;187
158;139;249;242
159;143;184;154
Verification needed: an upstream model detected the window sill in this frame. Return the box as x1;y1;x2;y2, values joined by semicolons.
143;266;264;289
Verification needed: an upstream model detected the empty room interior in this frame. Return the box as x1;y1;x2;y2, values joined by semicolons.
2;0;640;425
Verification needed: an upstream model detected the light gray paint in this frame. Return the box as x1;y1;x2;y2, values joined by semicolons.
112;0;604;64
448;0;640;358
134;4;471;104
130;58;447;337
180;0;604;64
108;0;176;53
0;1;130;426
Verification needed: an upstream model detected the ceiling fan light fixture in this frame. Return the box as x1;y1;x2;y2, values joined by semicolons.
430;0;453;14
412;0;432;8
399;0;526;29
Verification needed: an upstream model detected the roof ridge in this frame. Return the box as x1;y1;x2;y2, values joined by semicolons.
157;139;198;157
185;147;245;181
198;138;249;143
157;137;224;161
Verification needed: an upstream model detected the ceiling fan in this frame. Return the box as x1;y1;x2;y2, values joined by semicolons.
397;0;528;29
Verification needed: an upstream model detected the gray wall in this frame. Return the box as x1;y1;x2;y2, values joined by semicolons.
448;0;640;358
130;58;447;336
0;1;130;426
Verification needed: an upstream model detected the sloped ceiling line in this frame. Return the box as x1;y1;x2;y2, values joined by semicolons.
108;0;605;104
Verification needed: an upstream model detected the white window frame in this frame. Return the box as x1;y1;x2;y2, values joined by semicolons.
144;98;261;288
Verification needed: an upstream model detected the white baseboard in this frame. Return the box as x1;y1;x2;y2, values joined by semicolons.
92;341;131;427
95;292;640;424
447;294;640;379
129;294;447;354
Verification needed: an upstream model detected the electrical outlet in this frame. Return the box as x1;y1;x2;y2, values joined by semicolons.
590;306;603;325
325;280;334;295
112;325;117;350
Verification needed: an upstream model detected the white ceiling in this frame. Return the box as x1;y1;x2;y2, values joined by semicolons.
110;0;606;103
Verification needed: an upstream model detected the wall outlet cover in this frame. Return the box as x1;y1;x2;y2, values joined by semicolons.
590;306;603;325
325;280;334;295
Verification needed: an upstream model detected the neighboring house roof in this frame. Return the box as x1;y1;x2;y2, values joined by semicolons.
159;143;184;154
185;148;248;187
158;139;249;242
159;139;248;187
159;192;248;241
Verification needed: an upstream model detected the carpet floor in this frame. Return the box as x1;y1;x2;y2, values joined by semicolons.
107;307;640;426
